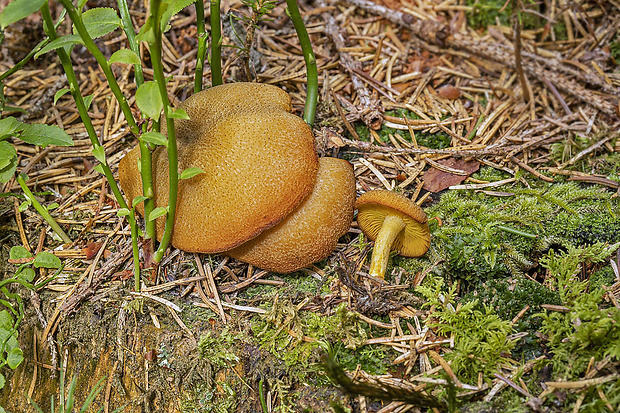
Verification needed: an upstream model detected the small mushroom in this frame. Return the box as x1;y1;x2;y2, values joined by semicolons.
355;190;430;279
119;83;318;253
228;157;356;273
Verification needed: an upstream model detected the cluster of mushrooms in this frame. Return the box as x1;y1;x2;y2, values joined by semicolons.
119;83;431;278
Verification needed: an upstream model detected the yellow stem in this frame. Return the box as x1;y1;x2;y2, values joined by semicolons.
369;214;406;279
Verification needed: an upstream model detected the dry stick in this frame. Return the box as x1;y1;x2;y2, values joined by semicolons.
322;5;384;130
512;2;531;103
323;128;505;156
339;0;618;116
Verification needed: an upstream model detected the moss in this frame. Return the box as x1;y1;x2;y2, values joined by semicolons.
417;276;516;384
465;0;550;34
534;243;620;409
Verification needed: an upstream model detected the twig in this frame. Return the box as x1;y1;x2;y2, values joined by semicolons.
322;3;383;130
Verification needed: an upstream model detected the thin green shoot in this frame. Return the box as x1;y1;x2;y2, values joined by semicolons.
16;173;71;244
40;1;142;289
195;0;207;92
149;0;179;263
285;0;317;126
210;0;223;86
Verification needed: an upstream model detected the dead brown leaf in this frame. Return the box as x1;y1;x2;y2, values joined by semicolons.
422;158;480;193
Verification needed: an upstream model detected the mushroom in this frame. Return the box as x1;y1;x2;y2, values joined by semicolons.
227;157;356;273
119;82;318;253
355;190;430;279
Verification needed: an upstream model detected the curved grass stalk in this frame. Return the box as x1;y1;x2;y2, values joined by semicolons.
210;0;223;86
150;0;179;263
40;2;142;289
195;0;208;92
285;0;317;126
16;173;71;244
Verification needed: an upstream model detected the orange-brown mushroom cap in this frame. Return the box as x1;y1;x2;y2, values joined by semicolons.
118;82;318;253
227;157;356;273
356;189;430;257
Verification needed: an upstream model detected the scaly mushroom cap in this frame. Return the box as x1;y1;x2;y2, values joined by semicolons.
119;82;318;253
356;189;430;257
227;157;356;273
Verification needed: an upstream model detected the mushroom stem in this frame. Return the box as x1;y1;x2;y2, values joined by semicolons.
369;214;406;279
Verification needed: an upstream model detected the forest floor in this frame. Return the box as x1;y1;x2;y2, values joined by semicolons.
1;0;620;412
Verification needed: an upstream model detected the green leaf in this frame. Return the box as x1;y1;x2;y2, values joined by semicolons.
160;0;195;32
7;347;24;369
135;81;163;119
0;310;14;330
135;16;154;43
109;49;141;65
76;7;121;39
93;164;105;175
18;200;30;212
180;167;205;180
169;108;190;120
0;116;25;138
33;251;61;269
0;141;17;183
140;131;167;147
0;0;46;30
47;202;59;210
0;159;17;183
92;146;106;163
0;373;5;390
19;123;74;148
83;94;94;110
17;267;36;283
148;206;168;222
116;208;130;217
34;34;83;58
132;195;149;208
10;245;32;260
54;88;70;105
0;140;17;167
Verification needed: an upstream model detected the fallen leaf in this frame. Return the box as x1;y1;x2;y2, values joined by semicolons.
81;241;103;260
437;85;461;100
422;158;480;193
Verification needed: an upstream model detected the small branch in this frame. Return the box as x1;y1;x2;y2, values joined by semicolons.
340;0;618;116
512;1;531;102
322;4;383;130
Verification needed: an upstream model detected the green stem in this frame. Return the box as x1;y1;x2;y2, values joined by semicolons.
210;0;222;86
130;209;141;290
56;0;140;136
117;0;155;239
41;2;142;290
17;174;71;244
195;0;207;92
0;39;48;82
150;0;179;263
117;0;144;87
285;0;317;126
497;225;537;239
